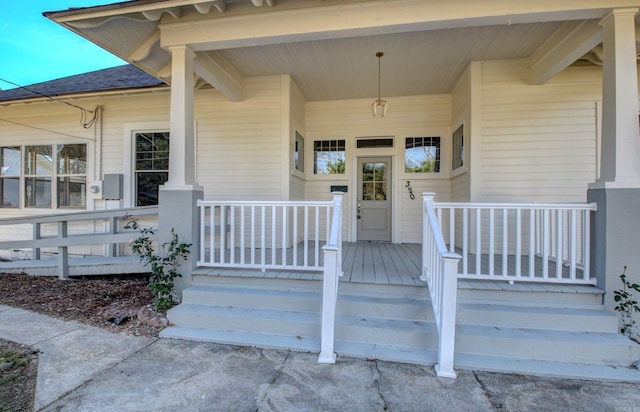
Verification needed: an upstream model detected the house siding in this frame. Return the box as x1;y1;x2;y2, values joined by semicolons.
479;60;601;203
306;95;452;243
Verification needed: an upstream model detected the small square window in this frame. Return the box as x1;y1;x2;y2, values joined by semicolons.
452;125;464;170
405;137;440;173
314;140;346;174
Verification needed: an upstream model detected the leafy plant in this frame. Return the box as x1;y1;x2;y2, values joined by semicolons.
613;266;640;339
125;217;191;312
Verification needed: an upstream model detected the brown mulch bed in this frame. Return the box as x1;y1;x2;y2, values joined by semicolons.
0;272;164;411
0;272;161;337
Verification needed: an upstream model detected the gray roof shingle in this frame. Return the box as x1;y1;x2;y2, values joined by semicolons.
0;64;166;102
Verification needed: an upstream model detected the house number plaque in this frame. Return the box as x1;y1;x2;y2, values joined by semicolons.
405;181;415;200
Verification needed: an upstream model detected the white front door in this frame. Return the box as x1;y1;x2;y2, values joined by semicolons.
357;157;392;241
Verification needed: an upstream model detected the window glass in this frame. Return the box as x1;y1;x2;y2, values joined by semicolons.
1;146;20;208
135;132;169;206
314;140;345;174
405;137;440;173
57;144;87;175
25;177;52;207
356;138;393;148
452;125;464;170
25;145;52;176
295;131;304;173
361;162;387;201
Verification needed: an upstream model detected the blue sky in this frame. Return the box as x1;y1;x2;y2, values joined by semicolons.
0;1;126;90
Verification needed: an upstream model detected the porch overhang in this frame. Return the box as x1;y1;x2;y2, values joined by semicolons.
44;0;640;102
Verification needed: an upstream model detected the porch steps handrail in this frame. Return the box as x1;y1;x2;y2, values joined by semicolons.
421;193;461;379
318;192;344;364
433;201;597;284
0;206;158;279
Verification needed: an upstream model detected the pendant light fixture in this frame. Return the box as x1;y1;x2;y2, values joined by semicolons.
372;51;388;118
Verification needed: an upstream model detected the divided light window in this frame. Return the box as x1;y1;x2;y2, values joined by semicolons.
0;144;87;209
135;131;169;206
405;137;441;173
314;139;345;174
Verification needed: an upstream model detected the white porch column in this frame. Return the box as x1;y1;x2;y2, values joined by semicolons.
167;45;197;188
588;8;640;309
594;8;640;187
159;45;203;298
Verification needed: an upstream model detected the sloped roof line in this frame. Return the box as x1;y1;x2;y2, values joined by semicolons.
0;64;166;103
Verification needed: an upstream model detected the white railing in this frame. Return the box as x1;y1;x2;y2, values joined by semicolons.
421;193;461;378
318;192;344;364
198;198;339;271
0;206;158;279
434;201;597;284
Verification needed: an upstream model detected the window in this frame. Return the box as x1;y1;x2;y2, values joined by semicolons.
356;137;394;148
405;137;440;173
294;131;304;173
0;146;20;207
24;145;53;207
57;144;87;208
134;131;169;206
452;125;464;170
0;144;87;209
314;140;345;174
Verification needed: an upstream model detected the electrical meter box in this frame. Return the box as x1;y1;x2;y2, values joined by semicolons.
103;174;123;200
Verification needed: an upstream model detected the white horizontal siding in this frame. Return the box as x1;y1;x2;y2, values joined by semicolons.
480;61;601;203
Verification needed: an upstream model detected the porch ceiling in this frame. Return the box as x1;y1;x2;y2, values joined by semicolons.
45;0;638;101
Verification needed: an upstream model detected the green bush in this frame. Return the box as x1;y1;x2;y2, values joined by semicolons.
125;218;191;312
614;266;640;339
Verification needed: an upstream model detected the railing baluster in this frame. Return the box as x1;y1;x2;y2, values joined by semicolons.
261;206;266;270
293;206;298;267
502;209;508;276
515;208;522;278
240;205;246;265
529;208;535;278
462;208;468;275
315;205;320;268
449;208;455;253
569;209;577;280
251;206;256;266
282;206;287;266
475;208;481;275
271;206;276;266
230;205;236;265
489;208;494;276
304;206;309;267
556;210;563;279
542;209;549;279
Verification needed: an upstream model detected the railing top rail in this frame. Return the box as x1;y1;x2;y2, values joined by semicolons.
0;206;158;226
434;202;597;211
197;199;333;207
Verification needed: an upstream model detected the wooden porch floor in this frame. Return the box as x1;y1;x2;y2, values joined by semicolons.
197;241;590;288
197;242;426;286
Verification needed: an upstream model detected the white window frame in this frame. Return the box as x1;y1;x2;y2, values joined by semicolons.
123;122;169;208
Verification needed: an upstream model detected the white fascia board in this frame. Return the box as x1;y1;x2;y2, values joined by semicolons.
158;0;634;50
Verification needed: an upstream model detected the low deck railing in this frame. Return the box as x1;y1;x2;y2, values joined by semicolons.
434;201;597;284
0;206;158;278
197;198;338;271
421;193;461;378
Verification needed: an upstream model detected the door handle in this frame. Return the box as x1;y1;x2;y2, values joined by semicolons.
357;203;361;219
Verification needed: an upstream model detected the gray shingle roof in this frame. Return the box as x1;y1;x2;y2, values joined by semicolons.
0;64;166;102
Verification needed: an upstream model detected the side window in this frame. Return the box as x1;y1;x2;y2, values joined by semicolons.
314;139;346;174
405;136;441;173
295;131;305;173
452;125;464;171
134;131;169;206
0;146;20;208
57;144;87;208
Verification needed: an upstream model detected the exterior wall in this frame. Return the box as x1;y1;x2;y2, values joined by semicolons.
305;95;452;243
478;60;602;203
196;76;285;201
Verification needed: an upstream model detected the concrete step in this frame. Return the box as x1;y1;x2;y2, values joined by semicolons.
456;324;640;366
457;302;619;333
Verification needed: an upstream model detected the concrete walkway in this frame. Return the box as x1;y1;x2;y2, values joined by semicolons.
1;304;639;412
